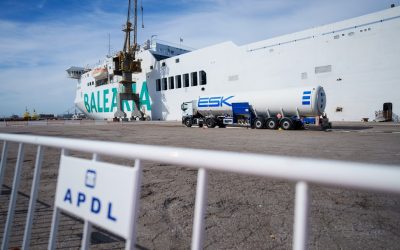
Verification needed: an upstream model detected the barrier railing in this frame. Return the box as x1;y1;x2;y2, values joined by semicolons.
0;133;400;250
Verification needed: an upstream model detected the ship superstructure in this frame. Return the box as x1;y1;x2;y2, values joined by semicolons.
67;5;400;122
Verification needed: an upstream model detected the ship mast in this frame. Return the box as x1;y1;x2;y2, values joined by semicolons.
113;0;143;120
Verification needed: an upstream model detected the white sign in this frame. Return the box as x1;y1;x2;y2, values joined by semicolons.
55;155;138;239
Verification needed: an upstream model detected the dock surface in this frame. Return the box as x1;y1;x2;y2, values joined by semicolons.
1;121;400;249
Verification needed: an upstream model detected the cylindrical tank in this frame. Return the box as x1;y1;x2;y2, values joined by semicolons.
194;86;326;117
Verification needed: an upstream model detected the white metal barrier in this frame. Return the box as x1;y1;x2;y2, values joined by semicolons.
0;133;400;250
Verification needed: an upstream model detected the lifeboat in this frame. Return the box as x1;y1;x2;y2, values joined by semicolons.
92;67;108;80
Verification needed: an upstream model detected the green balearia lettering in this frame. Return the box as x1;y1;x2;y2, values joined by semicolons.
111;88;118;111
84;94;90;112
97;91;103;112
90;92;97;112
140;81;151;110
103;89;110;112
84;82;151;113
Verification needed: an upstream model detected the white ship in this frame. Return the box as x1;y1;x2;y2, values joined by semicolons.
67;4;400;122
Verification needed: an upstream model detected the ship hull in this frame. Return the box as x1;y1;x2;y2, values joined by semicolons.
73;7;400;122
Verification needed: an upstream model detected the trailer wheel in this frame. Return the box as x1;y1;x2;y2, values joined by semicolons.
184;118;192;127
266;118;279;130
254;118;265;129
206;118;216;128
280;118;293;130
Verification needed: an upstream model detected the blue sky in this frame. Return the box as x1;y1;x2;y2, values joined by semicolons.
0;0;398;117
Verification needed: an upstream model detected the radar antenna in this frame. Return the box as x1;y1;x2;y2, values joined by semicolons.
113;0;144;121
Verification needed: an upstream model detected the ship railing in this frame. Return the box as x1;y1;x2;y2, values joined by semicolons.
0;133;400;250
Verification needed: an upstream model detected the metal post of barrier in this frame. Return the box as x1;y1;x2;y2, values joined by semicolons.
191;168;208;250
48;148;68;250
293;181;310;250
22;145;44;250
1;143;25;250
81;153;99;250
126;159;143;250
48;208;60;250
0;140;9;192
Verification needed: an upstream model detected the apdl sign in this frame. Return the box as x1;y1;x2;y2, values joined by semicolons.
55;155;139;238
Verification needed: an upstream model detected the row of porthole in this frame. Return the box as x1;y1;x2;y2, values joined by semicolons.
156;71;207;91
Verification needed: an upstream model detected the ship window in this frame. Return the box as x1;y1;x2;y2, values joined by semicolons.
336;107;343;112
301;72;308;80
199;70;207;85
150;65;153;70
176;75;182;88
183;73;190;87
334;35;340;39
96;79;107;87
175;58;180;63
156;79;161;91
169;76;174;89
191;72;198;86
162;62;166;67
348;32;355;36
162;78;167;90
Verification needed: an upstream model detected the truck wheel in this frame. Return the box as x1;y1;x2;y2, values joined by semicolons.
266;118;278;129
254;118;264;129
280;118;293;130
184;118;192;127
206;118;216;128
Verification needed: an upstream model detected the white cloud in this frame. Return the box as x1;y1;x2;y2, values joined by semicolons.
0;13;125;116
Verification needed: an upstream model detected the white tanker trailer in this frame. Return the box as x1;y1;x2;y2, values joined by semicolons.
181;86;331;130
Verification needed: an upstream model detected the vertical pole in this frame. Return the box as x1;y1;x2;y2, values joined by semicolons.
48;148;68;250
0;141;9;192
191;168;208;250
1;143;25;250
293;181;310;250
81;220;92;250
48;208;60;250
81;153;100;250
126;159;143;250
22;145;44;250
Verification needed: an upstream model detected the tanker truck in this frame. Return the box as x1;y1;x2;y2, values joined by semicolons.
181;86;331;130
